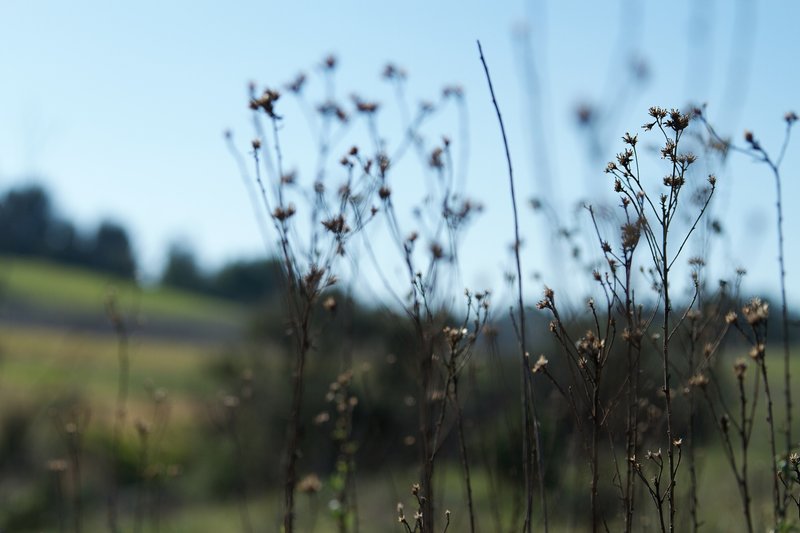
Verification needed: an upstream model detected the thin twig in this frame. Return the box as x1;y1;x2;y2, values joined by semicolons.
477;39;548;532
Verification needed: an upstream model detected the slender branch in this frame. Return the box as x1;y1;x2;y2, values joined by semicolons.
477;40;548;532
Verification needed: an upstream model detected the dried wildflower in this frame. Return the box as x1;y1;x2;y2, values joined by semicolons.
742;297;769;325
273;204;296;222
661;139;677;161
383;63;397;79
749;343;766;361
688;257;705;268
663;174;685;189
322;296;337;313
352;95;379;114
323;54;337;70
733;358;748;379
298;473;322;494
725;311;738;324
313;411;330;425
286;73;306;93
443;85;463;98
377;153;390;174
576;103;593;125
532;355;549;374
430;242;444;260
322;214;350;235
47;459;69;473
429;147;444;169
621;221;641;249
251;138;261;150
665;109;690;131
543;286;554;301
317;101;348;122
649;106;667;120
576;330;604;362
678;152;697;166
785;111;798;125
250;88;281;119
688;374;709;389
617;149;634;168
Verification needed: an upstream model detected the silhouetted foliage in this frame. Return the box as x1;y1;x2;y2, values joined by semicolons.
161;243;207;292
209;258;282;303
0;185;52;256
89;222;136;279
0;184;137;279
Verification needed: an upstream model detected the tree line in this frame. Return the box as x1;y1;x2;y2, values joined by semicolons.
0;184;280;303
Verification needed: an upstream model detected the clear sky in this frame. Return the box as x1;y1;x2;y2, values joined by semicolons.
0;0;798;306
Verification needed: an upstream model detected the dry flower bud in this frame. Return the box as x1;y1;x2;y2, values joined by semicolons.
323;296;337;313
742;297;769;325
733;358;748;379
532;355;549;374
688;374;709;389
749;343;766;360
298;473;322;494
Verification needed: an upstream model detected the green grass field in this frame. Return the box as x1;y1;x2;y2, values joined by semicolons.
2;257;800;531
0;256;247;327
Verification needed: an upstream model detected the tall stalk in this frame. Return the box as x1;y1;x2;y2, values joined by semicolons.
477;40;548;532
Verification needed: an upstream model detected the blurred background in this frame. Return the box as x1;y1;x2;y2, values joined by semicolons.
0;0;797;531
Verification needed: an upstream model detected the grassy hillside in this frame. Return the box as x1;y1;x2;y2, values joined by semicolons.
0;256;248;331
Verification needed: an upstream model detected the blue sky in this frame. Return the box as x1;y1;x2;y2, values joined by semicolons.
0;1;798;306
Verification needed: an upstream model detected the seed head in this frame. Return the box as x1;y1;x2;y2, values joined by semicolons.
532;355;549;374
742;297;768;326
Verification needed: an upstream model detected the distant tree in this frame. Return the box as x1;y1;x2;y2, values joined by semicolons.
161;243;207;291
89;221;136;279
0;185;52;256
211;258;281;303
45;219;89;265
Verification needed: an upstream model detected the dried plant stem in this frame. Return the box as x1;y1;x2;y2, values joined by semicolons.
660;226;677;533
106;300;129;533
452;375;477;533
759;357;781;527
736;372;755;533
769;153;792;479
283;298;313;533
477;40;548;532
